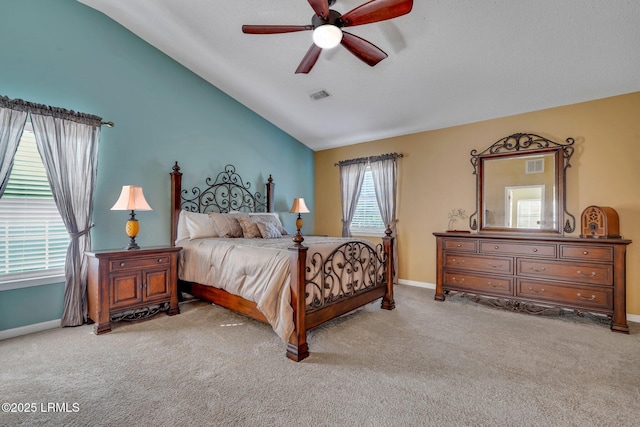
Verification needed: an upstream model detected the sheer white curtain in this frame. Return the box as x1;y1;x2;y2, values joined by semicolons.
370;155;399;283
0;99;28;196
339;161;367;237
31;110;101;327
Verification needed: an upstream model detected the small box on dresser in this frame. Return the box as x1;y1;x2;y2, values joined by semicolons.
86;246;182;334
434;232;632;333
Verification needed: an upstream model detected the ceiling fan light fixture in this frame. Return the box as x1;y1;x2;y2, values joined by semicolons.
312;24;342;49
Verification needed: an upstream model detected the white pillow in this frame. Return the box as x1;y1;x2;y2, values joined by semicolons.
185;211;219;239
175;210;190;243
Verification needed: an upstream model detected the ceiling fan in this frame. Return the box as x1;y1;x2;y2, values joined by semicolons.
242;0;413;74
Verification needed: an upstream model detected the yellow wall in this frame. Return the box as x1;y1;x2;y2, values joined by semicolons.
314;92;640;316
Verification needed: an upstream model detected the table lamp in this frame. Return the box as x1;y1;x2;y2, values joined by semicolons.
289;197;310;245
111;185;152;250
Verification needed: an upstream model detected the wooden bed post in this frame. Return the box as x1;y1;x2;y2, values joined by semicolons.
266;175;275;213
170;162;182;247
381;227;396;310
287;243;309;362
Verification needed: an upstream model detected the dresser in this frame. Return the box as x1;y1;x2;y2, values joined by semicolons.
434;232;631;333
86;246;182;334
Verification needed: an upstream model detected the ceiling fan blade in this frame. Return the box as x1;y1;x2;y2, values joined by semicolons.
295;44;323;74
340;31;388;66
242;25;313;34
307;0;330;19
341;0;413;27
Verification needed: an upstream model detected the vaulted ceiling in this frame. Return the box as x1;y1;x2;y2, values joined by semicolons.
78;0;640;151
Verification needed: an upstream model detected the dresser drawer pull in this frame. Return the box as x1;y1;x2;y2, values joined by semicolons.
577;293;596;301
456;244;462;247
487;263;503;268
450;258;465;265
528;266;546;272
494;246;499;250
451;277;465;283
532;248;538;253
487;281;503;288
120;262;125;267
583;251;589;255
528;286;545;294
158;258;164;263
576;270;596;278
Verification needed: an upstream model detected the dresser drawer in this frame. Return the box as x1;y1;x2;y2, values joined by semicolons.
109;256;171;272
444;272;513;296
444;253;513;274
443;238;477;252
560;244;613;262
517;279;613;311
517;259;612;286
480;241;556;257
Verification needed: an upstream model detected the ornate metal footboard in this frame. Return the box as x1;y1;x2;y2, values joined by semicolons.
306;240;388;311
287;231;395;362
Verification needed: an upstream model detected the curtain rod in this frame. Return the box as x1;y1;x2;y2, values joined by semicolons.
334;152;403;167
1;95;112;127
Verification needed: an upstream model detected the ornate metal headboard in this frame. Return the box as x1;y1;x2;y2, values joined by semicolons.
170;162;274;244
180;163;271;214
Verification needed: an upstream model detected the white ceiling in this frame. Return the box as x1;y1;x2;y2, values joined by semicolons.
78;0;640;151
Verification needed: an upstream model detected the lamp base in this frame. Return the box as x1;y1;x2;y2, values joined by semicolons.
124;237;140;250
125;216;140;250
293;214;305;246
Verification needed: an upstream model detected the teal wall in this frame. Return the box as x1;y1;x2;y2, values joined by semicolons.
0;0;314;331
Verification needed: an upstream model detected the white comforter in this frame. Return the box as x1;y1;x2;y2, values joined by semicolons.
177;236;368;342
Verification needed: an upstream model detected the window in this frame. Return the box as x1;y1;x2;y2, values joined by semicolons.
0;123;68;287
516;199;542;229
350;167;385;236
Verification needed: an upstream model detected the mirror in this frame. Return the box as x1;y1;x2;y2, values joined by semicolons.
470;133;575;234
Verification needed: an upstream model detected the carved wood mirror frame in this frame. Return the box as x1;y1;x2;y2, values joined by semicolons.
470;133;575;235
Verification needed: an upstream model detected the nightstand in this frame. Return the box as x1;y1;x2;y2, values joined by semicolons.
86;246;182;334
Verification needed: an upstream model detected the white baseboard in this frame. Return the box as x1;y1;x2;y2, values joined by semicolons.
398;279;435;289
628;313;640;324
0;319;61;341
396;279;639;325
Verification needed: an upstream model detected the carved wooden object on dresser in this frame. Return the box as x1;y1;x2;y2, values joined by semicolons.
434;232;631;333
86;246;182;334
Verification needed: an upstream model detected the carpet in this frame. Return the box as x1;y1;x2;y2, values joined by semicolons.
1;285;639;426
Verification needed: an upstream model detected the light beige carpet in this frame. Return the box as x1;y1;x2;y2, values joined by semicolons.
1;285;639;427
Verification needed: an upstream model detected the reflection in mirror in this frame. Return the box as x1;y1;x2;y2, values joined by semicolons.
482;152;556;230
470;133;575;234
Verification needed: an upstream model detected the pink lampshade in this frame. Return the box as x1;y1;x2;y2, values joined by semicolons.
289;198;310;214
111;186;153;211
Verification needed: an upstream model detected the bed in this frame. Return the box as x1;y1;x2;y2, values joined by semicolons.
170;162;395;361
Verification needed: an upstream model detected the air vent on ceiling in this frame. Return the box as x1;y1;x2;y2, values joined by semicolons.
309;90;331;101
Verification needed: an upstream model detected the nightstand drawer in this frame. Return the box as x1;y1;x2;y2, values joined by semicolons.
109;255;171;272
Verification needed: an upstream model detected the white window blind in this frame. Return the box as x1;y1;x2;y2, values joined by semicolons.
516;199;542;229
350;167;385;236
0;124;69;284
